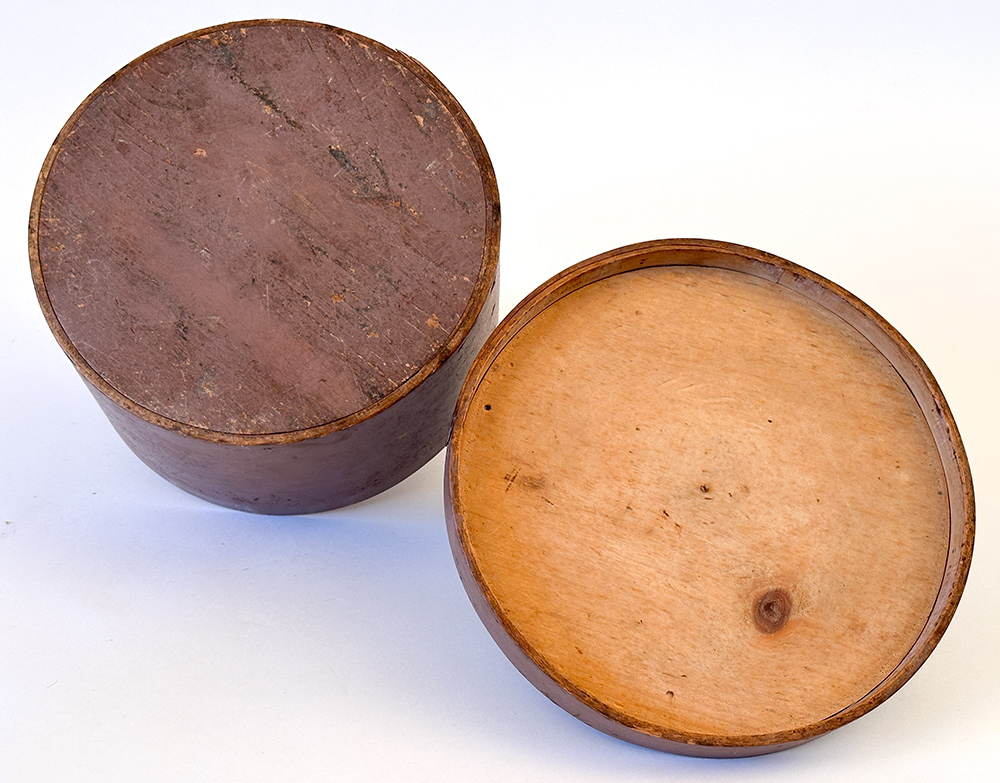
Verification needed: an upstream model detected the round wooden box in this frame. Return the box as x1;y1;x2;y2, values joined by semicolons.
446;239;973;756
30;20;499;514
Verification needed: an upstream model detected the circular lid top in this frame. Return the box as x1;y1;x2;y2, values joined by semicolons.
30;20;498;440
447;240;973;755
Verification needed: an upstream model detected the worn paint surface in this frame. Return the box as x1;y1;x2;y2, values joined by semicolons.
31;20;499;513
36;22;488;435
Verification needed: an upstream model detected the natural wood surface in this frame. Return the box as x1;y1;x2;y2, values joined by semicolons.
30;20;499;512
447;240;973;755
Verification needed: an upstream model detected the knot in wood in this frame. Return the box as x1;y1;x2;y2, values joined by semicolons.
754;588;791;634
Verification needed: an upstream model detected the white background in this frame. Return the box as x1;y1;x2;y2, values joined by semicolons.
2;1;998;780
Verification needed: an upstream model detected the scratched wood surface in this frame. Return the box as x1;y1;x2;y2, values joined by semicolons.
30;20;499;512
447;240;973;755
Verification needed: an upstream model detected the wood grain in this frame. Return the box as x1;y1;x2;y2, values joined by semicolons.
446;240;973;755
30;20;499;513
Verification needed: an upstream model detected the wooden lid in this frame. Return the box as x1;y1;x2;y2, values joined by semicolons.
30;20;498;442
446;239;974;756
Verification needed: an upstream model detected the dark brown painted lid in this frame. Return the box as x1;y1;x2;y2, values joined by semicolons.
31;20;498;439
